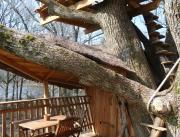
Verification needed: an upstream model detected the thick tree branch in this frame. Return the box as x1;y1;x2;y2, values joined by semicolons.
47;37;136;78
39;0;98;25
0;24;174;115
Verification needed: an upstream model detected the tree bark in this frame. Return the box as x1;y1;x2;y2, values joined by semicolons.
164;1;180;136
95;0;156;88
94;1;157;136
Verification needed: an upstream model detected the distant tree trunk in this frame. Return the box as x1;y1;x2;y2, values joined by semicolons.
16;80;19;100
72;26;79;42
59;87;61;97
52;85;55;97
12;76;16;100
19;77;24;100
74;89;79;96
5;71;10;101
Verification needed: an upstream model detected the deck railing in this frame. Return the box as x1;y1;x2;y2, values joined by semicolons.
0;96;93;137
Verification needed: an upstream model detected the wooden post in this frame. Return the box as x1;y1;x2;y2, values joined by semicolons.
43;81;49;114
2;112;6;137
10;112;14;137
150;117;165;137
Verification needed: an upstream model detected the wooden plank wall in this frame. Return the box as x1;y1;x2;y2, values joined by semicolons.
86;88;120;137
86;88;135;137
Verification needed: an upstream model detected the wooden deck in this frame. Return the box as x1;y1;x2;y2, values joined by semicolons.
79;132;97;137
0;96;94;137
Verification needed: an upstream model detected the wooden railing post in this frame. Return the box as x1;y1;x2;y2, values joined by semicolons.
10;112;14;137
2;112;6;137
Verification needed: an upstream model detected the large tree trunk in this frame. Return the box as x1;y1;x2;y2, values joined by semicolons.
95;1;156;136
164;0;180;136
96;0;156;88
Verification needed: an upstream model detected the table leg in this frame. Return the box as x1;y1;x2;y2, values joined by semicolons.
19;127;26;137
30;130;35;137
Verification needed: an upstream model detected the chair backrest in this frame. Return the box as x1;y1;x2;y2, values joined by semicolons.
55;117;81;137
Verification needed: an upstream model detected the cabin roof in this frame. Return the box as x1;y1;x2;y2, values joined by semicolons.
0;49;82;89
0;47;134;89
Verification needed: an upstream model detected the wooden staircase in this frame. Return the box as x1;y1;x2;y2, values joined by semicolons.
143;12;177;85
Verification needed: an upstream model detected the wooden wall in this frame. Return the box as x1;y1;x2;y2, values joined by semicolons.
86;88;135;137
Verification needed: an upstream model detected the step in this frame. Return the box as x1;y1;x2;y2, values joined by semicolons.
156;50;177;55
146;13;159;21
161;61;174;65
149;31;160;37
150;34;165;41
156;24;164;30
158;34;165;39
147;21;163;30
151;41;170;47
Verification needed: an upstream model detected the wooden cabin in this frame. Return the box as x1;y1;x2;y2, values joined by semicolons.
0;0;162;137
0;46;135;137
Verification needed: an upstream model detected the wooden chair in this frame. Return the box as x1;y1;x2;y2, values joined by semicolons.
54;117;82;137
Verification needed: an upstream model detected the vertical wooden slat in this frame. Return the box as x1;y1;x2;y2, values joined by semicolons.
2;112;6;137
30;101;34;120
25;102;28;119
36;100;40;119
10;112;14;137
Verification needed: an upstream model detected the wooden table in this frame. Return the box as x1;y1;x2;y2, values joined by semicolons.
19;115;66;137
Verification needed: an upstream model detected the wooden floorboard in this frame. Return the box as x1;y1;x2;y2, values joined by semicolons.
80;132;97;137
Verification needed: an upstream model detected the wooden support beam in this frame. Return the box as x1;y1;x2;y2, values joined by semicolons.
40;0;97;25
84;25;100;34
69;0;95;10
2;112;6;137
43;71;54;80
43;81;49;114
149;117;165;137
140;121;166;132
0;51;42;82
40;15;59;25
43;81;49;99
129;0;160;17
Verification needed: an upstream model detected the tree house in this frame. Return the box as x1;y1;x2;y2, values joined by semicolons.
0;0;165;137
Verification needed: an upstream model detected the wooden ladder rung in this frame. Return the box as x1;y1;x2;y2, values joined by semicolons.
156;50;176;55
149;31;160;37
146;13;159;21
161;61;174;65
158;34;165;39
151;40;163;45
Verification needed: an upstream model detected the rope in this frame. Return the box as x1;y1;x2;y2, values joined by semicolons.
147;57;180;112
